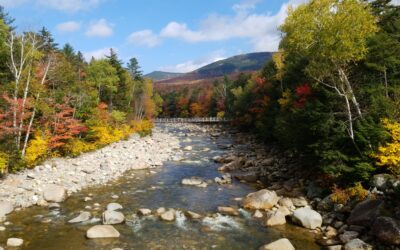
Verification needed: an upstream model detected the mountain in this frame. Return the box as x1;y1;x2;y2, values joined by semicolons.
145;71;185;81
154;52;273;87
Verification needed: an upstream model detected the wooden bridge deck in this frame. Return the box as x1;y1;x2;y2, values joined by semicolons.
154;117;230;123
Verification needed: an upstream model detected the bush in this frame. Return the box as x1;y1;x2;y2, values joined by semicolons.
63;139;97;157
25;133;49;167
331;182;369;204
0;152;8;175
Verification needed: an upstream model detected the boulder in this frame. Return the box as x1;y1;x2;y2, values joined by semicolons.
243;189;279;210
218;157;244;172
235;172;259;183
217;206;239;216
102;210;125;225
259;238;295;250
86;225;120;239
181;177;204;186
0;201;14;217
291;197;308;207
292;207;322;229
370;174;392;190
278;198;294;210
347;199;383;226
160;209;175;221
264;210;286;226
307;182;324;199
7;238;23;247
344;239;372;250
372;216;400;245
43;185;67;203
107;203;123;211
68;211;91;223
156;207;166;215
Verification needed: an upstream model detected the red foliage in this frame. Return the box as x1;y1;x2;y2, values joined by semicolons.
294;84;312;109
0;95;33;137
49;102;87;149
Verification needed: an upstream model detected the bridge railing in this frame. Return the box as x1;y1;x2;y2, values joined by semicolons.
154;117;230;123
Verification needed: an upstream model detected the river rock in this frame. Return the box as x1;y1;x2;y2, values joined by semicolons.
217;206;239;216
68;211;91;223
344;239;372;250
372;216;400;245
102;210;125;225
259;238;295;250
264;210;286;226
107;203;123;211
160;209;175;221
339;231;359;244
138;208;152;216
186;211;202;219
292;207;322;229
347;199;383;226
181;177;207;187
43;185;67;203
156;207;166;215
291;197;308;207
183;146;193;151
278;198;294;210
370;174;392;190
242;189;279;210
218;157;244;172
0;201;14;217
86;225;120;239
7;238;23;247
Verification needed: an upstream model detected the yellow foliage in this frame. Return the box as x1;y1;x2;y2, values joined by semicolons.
278;90;292;107
0;152;8;174
217;111;225;118
374;118;400;175
331;182;369;204
130;120;154;135
64;139;97;157
25;133;49;167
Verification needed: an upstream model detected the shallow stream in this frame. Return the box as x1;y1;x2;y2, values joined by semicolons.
0;125;321;249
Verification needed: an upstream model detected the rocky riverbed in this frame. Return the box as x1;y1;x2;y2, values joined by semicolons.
0;127;182;212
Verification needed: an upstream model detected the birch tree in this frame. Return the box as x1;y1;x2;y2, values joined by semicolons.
280;0;378;141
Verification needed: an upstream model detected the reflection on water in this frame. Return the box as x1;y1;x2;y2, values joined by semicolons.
0;125;321;249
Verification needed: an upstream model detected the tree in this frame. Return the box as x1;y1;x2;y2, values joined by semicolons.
280;0;378;141
127;57;142;81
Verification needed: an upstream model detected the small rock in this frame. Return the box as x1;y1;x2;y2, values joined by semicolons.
325;226;338;238
291;197;308;207
259;238;295;250
156;207;166;215
68;211;91;223
278;198;294;210
372;216;400;245
160;210;175;221
7;238;23;247
107;203;123;211
111;195;119;199
217;207;239;216
264;210;286;226
327;246;343;250
186;211;202;219
43;185;67;203
48;203;60;209
138;208;152;216
0;201;14;217
86;225;120;239
253;210;263;218
183;146;193;151
102;210;125;225
339;231;359;244
344;239;372;250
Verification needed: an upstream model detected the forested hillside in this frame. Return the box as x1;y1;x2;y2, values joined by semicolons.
0;10;159;174
156;0;400;190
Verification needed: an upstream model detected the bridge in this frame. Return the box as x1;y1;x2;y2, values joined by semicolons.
154;117;231;124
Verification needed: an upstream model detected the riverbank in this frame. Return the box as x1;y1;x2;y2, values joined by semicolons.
0;127;182;213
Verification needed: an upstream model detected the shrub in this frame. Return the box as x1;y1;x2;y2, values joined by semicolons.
374;118;400;175
25;133;49;167
0;152;8;175
63;139;97;157
331;182;369;204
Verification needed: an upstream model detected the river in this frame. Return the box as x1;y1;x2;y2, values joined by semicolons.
0;124;321;249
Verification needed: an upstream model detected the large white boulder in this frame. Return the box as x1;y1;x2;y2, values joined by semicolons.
259;238;295;250
292;207;322;229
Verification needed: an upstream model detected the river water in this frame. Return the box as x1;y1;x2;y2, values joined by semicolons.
0;125;321;249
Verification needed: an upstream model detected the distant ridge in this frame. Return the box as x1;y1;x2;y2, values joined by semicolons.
154;52;273;87
144;71;185;81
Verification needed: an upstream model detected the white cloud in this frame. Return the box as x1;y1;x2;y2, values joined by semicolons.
83;47;115;61
56;21;81;33
127;30;161;47
160;0;305;51
159;50;226;73
85;19;113;38
392;0;400;5
37;0;103;12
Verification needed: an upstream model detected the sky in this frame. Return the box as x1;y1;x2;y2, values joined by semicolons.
0;0;304;74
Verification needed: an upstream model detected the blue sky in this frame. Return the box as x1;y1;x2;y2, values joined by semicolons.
0;0;300;74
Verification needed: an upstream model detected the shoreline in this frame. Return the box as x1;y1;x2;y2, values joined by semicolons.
0;127;182;215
